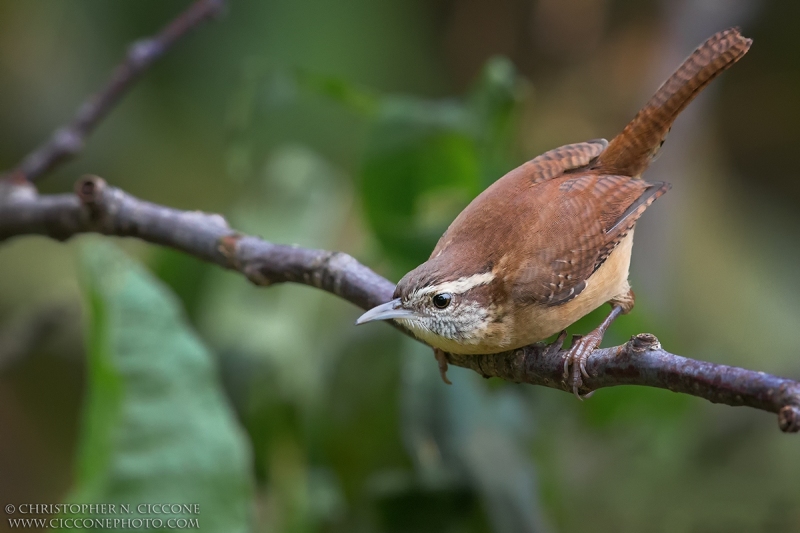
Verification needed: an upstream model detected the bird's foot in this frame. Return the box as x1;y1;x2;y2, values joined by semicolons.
434;348;452;385
561;331;603;400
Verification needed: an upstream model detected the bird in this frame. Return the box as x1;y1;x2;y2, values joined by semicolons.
356;28;752;396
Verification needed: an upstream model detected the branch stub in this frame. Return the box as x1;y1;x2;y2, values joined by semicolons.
778;405;800;433
630;332;661;353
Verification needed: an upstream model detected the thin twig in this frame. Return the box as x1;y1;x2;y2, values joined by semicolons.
1;175;798;433
3;0;227;184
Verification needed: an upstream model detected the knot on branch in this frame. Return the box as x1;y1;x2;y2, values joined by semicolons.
75;175;106;205
778;405;800;433
217;233;246;272
75;175;108;222
630;332;661;353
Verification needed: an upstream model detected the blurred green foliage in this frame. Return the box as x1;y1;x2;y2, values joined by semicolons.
359;57;524;273
66;242;252;532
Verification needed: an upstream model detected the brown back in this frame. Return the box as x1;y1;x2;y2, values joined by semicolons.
420;29;751;307
430;152;668;306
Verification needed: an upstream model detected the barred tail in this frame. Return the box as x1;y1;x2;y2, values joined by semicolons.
596;27;751;177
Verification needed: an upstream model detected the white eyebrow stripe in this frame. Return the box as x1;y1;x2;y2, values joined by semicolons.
415;271;495;297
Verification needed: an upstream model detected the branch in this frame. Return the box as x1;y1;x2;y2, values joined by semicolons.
1;176;799;433
3;0;227;183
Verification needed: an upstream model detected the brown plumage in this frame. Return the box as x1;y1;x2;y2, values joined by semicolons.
597;27;753;177
357;28;752;394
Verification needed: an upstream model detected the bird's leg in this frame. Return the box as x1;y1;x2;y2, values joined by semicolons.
563;289;634;399
434;348;452;385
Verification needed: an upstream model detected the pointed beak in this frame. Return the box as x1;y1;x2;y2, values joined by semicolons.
356;298;417;325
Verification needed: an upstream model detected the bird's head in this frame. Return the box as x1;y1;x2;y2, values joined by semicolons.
356;261;498;352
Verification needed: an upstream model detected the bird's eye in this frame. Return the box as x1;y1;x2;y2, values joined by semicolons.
432;293;452;309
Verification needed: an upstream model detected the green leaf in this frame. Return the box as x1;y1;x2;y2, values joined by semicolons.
149;247;213;322
357;57;527;273
61;241;253;533
360;98;480;272
467;56;529;187
294;69;380;117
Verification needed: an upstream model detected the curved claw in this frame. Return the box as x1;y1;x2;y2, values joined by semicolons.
563;332;603;400
580;360;591;381
566;380;594;401
434;348;452;385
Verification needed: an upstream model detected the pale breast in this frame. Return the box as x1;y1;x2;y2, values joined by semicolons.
423;230;635;355
508;229;635;347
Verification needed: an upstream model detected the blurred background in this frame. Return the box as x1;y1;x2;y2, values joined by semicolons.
1;0;799;531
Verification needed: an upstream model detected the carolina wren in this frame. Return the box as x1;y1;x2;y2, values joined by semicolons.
357;29;751;395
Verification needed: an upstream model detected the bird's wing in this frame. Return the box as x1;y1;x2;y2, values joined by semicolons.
430;139;610;260
513;174;669;306
522;139;608;184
